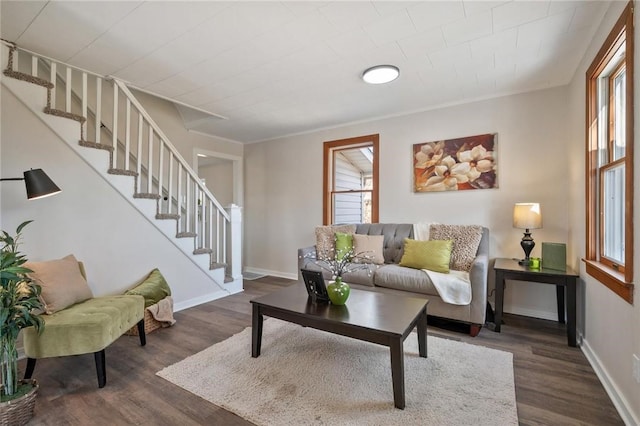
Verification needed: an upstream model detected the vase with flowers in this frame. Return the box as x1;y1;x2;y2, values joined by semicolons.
1;221;45;426
307;247;375;305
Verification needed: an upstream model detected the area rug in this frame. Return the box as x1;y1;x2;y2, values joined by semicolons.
157;319;518;425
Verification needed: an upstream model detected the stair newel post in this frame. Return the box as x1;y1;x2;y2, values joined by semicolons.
216;209;221;264
136;115;143;189
158;140;165;212
49;62;56;107
124;98;131;171
185;177;191;233
207;199;213;254
200;186;205;248
168;151;174;215
147;129;154;194
177;165;183;231
112;84;118;168
65;67;72;113
82;72;88;141
31;56;38;77
95;77;102;144
227;204;242;280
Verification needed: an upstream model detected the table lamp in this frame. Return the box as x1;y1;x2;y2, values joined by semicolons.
513;202;542;266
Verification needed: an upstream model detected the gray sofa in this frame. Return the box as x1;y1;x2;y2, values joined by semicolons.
298;223;489;336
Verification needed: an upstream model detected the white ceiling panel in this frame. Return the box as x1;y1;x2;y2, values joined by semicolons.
0;1;612;143
0;1;47;42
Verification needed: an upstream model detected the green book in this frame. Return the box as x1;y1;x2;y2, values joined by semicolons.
542;242;566;271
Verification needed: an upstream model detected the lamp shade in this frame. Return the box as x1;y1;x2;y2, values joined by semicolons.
513;203;542;229
23;169;61;200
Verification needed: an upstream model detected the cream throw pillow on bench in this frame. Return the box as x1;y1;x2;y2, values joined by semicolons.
25;254;94;314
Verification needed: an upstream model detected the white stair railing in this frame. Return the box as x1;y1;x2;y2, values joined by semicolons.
2;42;240;280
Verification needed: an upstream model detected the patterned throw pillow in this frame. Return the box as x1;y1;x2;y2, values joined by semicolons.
315;225;356;260
429;224;483;271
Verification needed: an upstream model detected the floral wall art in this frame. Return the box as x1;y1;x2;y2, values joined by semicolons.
413;133;498;192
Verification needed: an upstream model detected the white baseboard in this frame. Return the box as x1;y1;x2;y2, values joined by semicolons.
174;289;231;312
244;266;297;281
581;336;639;425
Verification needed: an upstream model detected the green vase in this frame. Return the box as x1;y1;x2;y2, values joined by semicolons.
327;277;350;305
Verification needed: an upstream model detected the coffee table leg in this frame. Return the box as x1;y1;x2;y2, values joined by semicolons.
417;308;428;358
390;338;405;409
252;304;263;357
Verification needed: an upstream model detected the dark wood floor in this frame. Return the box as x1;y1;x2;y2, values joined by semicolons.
21;276;623;425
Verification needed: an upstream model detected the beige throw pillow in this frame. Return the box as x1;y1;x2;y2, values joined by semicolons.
353;234;385;264
25;254;94;314
315;225;356;260
429;224;483;271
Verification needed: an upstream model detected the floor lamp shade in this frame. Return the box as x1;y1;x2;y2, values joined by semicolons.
23;169;61;200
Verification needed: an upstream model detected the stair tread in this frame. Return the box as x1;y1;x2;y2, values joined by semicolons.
156;213;179;220
134;193;161;199
176;232;197;238
108;168;138;177
79;140;114;152
194;248;213;255
44;107;86;123
3;69;54;89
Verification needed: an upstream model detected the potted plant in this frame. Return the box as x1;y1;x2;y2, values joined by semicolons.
1;220;44;425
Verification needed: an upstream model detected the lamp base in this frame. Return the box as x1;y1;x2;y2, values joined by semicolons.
518;258;531;266
519;229;535;267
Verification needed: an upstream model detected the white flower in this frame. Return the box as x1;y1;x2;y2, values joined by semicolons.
457;145;494;181
422;156;470;191
415;141;445;169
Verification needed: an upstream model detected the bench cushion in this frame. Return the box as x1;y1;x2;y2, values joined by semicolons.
23;295;144;358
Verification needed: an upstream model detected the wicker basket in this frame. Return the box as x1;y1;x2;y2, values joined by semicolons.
0;379;38;426
125;309;162;336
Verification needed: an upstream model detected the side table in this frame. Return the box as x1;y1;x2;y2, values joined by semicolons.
493;258;579;347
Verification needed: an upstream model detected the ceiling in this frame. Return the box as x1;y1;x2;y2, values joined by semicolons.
1;1;610;143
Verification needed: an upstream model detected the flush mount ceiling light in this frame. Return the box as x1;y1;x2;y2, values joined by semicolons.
362;65;400;84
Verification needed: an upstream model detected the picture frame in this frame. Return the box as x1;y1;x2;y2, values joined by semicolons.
413;133;498;192
301;269;329;303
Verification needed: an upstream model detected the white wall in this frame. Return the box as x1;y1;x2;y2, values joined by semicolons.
567;1;640;423
1;86;224;308
245;87;570;320
198;160;234;207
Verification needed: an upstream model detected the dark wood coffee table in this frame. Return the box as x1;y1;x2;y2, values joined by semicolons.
250;284;429;409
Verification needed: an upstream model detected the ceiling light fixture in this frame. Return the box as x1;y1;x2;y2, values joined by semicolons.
362;65;400;84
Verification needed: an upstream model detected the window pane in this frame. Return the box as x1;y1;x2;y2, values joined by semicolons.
613;69;626;161
333;192;370;224
602;163;625;263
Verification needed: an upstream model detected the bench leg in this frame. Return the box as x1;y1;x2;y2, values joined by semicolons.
94;350;106;388
24;358;37;380
137;319;146;346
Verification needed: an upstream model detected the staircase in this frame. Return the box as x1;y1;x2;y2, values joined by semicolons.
1;41;243;296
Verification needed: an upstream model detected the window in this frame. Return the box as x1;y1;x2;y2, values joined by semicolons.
323;135;379;225
585;2;634;303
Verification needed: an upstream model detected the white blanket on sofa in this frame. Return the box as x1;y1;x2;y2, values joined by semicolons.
421;269;472;305
413;223;472;305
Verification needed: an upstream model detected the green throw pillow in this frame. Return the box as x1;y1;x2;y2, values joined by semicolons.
334;232;353;261
125;268;172;307
399;239;453;273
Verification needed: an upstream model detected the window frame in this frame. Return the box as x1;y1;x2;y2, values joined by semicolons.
323;134;379;225
584;1;634;304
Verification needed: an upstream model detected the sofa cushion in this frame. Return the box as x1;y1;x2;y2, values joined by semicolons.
334;232;353;261
353;234;384;264
25;254;94;314
373;264;439;296
429;224;483;271
399;239;453;273
355;223;413;263
315;225;356;260
23;295;144;358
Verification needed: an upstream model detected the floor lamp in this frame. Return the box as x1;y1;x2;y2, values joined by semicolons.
0;168;62;200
